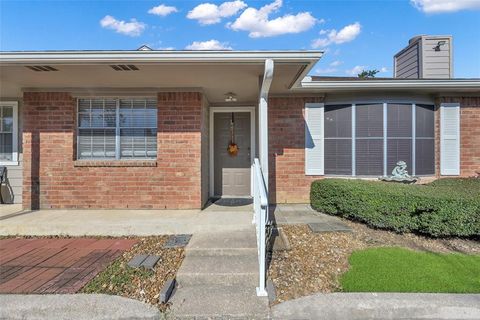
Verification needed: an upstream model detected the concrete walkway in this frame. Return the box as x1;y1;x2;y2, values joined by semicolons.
271;293;480;320
272;203;348;226
0;294;162;320
0;203;253;236
170;203;269;319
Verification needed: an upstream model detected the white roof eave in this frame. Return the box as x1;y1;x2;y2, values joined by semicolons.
297;79;480;91
0;50;323;65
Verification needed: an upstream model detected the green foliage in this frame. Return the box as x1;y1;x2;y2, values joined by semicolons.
340;247;480;293
310;178;480;237
357;69;379;78
82;260;152;294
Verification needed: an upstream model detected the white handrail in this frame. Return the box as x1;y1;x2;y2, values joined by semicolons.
253;158;268;297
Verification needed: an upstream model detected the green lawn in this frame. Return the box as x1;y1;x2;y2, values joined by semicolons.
340;247;480;293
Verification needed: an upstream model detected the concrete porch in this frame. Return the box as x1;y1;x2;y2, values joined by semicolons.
0;202;254;236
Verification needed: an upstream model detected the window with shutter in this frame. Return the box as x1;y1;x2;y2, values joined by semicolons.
440;103;460;175
305;103;324;175
77;98;157;160
311;101;436;177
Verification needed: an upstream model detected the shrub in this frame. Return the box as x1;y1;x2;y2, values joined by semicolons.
310;178;480;237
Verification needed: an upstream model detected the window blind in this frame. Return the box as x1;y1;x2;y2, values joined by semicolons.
77;98;157;160
324;105;352;175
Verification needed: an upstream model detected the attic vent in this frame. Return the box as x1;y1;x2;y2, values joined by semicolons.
110;65;139;71
26;66;58;72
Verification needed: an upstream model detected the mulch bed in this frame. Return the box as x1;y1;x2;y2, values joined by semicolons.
81;236;185;312
268;221;480;304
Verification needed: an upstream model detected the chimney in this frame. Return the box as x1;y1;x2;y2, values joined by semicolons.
394;35;453;79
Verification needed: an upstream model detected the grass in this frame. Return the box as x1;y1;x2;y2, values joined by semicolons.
82;260;152;294
340;247;480;293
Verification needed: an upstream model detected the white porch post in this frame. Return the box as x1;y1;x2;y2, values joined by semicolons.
259;59;274;188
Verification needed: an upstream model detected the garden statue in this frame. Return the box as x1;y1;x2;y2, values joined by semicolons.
379;160;417;183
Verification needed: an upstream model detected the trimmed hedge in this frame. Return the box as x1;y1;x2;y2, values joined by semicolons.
310;178;480;237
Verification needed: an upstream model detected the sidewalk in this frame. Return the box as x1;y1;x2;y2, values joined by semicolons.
271;292;480;320
0;294;161;320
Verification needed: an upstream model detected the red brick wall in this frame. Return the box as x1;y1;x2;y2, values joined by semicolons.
268;97;324;203
437;97;480;177
22;92;204;210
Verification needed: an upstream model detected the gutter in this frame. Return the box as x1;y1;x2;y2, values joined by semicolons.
0;50;323;65
298;78;480;91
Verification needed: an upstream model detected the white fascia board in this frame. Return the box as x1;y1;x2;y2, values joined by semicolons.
0;51;323;65
298;79;480;91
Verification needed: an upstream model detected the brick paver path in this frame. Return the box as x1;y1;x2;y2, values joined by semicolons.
0;238;137;294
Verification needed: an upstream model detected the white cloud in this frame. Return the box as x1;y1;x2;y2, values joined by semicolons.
185;39;233;50
148;4;178;16
411;0;480;13
380;67;388;73
329;60;343;67
100;15;146;36
311;22;361;48
345;65;366;76
187;1;247;25
229;0;318;38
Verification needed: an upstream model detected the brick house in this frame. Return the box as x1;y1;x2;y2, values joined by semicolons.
0;36;479;210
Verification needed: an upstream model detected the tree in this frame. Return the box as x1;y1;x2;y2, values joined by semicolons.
358;69;379;78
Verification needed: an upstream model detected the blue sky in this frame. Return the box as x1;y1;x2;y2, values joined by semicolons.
1;0;479;77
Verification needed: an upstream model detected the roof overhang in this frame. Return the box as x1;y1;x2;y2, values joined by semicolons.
298;77;480;94
0;50;323;64
0;50;323;101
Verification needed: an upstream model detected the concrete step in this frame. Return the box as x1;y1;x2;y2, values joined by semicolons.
170;283;269;319
176;253;259;286
187;230;257;251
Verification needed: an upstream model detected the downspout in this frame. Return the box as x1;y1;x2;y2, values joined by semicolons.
259;59;274;189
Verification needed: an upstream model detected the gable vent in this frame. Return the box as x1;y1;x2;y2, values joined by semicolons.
110;65;139;71
26;66;58;72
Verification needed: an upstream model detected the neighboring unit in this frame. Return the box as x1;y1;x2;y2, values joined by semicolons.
394;35;453;79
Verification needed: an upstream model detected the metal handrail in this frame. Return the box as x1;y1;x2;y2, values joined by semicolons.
253;158;268;296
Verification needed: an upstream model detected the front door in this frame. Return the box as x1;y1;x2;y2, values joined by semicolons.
214;112;251;197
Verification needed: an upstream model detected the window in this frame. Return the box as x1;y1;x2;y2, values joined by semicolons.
416;105;435;175
77;98;157;160
324;105;352;175
356;104;384;176
387;104;412;174
321;102;434;176
0;102;18;164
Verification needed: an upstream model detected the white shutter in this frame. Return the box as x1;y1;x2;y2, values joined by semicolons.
305;103;324;175
440;103;460;175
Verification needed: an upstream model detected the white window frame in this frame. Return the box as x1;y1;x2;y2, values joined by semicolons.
317;101;435;177
0;101;19;166
76;97;157;161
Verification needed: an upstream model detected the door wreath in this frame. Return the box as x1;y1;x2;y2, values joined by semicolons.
227;113;239;156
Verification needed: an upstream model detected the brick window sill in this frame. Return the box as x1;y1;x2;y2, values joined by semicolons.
73;160;157;167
